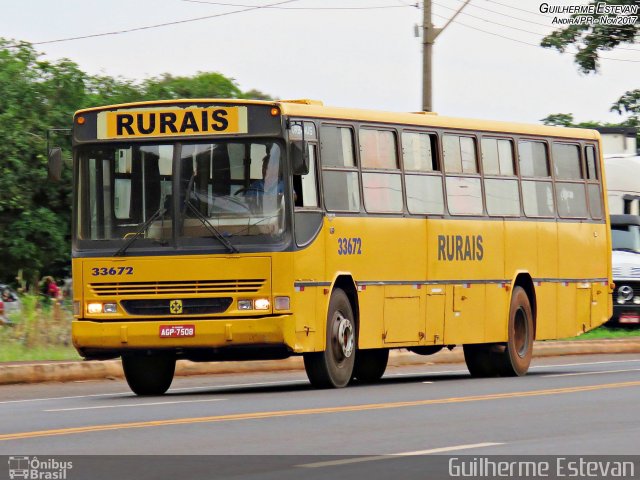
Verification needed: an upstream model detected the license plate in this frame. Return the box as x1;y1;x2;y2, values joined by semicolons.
159;325;195;338
619;315;640;324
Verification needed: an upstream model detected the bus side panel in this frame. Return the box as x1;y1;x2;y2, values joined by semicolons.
292;235;326;352
484;219;508;343
588;222;611;330
324;216;426;349
536;222;558;340
435;220;501;345
556;222;591;337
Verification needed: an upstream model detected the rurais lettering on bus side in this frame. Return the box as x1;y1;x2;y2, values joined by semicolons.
437;235;484;261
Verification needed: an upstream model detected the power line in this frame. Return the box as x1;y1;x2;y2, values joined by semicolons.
448;0;552;28
24;0;301;46
482;0;550;19
433;1;548;36
432;11;640;63
184;0;415;9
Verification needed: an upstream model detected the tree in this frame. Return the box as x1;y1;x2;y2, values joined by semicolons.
540;0;640;127
541;0;639;74
0;37;274;284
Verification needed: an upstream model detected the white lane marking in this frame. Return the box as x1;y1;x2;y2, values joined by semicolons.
169;379;308;391
44;398;226;412
0;380;308;405
532;359;640;369
543;368;640;378
0;392;130;405
298;442;504;468
422;381;433;384
387;369;466;377
387;359;640;378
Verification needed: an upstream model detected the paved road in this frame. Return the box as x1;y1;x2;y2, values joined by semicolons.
0;353;639;459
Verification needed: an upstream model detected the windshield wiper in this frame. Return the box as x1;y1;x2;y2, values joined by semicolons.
184;201;239;254
114;207;167;257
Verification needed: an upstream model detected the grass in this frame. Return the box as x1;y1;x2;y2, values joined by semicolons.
569;325;640;341
0;295;81;362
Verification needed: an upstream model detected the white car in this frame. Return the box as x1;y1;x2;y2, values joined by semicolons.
610;215;640;326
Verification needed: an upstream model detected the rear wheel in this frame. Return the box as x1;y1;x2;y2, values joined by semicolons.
122;352;176;396
352;348;389;383
464;286;534;377
497;286;534;376
304;288;356;388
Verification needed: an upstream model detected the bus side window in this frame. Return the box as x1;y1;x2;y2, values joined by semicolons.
294;144;318;208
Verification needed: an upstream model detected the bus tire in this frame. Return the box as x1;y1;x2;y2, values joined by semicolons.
352;348;389;383
122;352;176;396
304;288;356;388
498;286;534;376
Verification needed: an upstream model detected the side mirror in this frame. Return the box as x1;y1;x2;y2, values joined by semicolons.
290;140;309;176
48;147;63;182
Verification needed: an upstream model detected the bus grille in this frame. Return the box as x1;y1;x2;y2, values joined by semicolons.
89;279;266;297
120;298;233;316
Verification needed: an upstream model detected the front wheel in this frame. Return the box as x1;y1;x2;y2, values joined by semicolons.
304;288;356;388
122;352;176;396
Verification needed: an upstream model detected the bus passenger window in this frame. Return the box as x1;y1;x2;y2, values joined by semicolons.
588;184;603;219
402;132;437;171
585;146;598;180
322;171;360;212
443;135;477;173
556;183;588;218
446;177;482;215
518;141;549;177
553;143;582;180
481;138;514;175
360;129;397;169
294;144;318;208
485;179;520;216
320;126;355;167
522;180;554;217
405;175;444;214
362;173;402;213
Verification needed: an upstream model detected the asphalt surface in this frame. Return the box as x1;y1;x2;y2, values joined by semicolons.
0;353;639;461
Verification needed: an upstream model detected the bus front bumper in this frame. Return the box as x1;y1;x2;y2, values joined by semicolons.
72;315;298;357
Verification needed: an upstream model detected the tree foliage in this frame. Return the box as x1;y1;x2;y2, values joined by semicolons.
540;0;640;74
0;38;273;283
540;1;639;133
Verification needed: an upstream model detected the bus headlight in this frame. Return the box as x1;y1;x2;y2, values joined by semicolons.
238;299;253;310
103;303;117;313
87;303;103;314
254;298;271;310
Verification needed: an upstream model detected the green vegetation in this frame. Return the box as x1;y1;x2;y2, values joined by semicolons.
0;294;79;362
0;38;273;286
566;325;640;341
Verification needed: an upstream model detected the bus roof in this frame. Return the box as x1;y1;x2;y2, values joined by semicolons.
75;98;600;141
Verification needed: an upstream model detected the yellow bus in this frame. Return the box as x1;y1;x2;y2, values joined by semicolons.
60;99;612;395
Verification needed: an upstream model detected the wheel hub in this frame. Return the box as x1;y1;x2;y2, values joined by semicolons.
336;314;354;358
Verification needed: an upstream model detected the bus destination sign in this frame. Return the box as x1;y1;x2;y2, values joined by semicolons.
97;106;248;139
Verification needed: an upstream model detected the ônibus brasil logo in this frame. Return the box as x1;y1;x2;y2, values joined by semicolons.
8;456;72;480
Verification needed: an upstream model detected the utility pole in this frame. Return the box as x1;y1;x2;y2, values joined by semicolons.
422;0;471;112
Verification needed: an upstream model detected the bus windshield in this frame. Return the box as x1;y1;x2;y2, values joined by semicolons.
76;140;286;250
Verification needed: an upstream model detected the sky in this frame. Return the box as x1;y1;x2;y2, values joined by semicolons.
1;0;638;125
